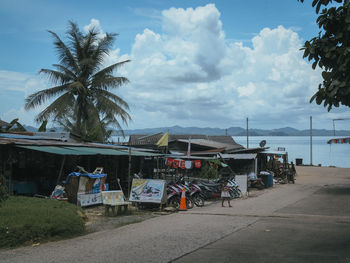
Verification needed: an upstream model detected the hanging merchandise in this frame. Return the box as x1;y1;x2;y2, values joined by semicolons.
173;159;180;168
166;158;174;166
185;160;192;169
180;160;186;169
194;160;201;168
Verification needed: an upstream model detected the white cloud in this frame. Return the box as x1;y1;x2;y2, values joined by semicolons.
107;4;340;129
2;5;350;130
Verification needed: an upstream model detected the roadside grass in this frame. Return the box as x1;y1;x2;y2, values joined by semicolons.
0;196;85;248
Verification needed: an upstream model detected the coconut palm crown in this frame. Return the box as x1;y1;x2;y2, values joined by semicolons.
25;21;131;142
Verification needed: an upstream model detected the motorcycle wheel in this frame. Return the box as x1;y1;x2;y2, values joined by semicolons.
186;196;194;209
234;189;242;198
193;195;205;207
168;197;180;208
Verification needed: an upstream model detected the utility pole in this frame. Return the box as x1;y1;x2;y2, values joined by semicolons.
128;147;131;197
246;117;249;148
310;116;313;166
332;118;350;136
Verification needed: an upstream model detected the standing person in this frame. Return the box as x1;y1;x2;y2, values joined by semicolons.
221;181;232;207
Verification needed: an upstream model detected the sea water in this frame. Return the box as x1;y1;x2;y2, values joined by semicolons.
234;136;350;168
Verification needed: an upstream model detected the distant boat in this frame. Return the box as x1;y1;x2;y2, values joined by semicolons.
327;137;350;144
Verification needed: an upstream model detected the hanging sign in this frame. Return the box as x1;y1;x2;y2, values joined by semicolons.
166;158;173;166
185;161;192;169
173;159;179;168
194;160;201;168
180;160;186;169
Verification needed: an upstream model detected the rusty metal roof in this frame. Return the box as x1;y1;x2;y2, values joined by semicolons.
128;134;242;147
0;133;161;156
0;120;10;128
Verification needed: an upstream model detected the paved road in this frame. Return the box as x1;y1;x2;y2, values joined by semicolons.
1;166;349;263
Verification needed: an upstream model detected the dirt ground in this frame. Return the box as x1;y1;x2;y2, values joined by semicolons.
82;186;270;233
83;204;173;233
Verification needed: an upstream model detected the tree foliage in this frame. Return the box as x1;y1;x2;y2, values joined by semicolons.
299;0;350;110
0;175;9;206
25;22;131;141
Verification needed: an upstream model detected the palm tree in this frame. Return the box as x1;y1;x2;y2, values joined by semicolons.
25;21;131;142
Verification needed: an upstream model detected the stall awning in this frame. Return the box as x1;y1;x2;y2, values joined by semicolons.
327;137;350;144
18;146;92;155
17;145;161;156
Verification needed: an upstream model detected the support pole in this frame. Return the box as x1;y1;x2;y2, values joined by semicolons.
56;155;66;185
128;147;131;198
246;117;249;148
310;116;313;166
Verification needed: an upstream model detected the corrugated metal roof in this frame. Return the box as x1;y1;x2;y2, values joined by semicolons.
219;153;257;160
128;134;242;147
176;139;242;151
63;146;129;156
1;134;162;156
18;146;92;155
261;150;287;156
0;120;10;127
16;145;161;156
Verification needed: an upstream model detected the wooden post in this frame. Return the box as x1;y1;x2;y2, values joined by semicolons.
56;155;66;185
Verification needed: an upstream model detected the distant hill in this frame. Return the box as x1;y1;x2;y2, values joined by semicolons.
10;124;350;136
116;125;350;136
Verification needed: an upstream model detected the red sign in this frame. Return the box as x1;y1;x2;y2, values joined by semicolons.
180;160;186;169
166;158;173;166
194;160;201;168
173;159;179;168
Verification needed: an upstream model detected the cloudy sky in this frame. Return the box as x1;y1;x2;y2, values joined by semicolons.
1;0;350;131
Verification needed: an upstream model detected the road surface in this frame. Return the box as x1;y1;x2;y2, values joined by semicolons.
1;166;349;263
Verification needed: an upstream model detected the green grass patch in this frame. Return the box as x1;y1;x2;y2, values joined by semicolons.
0;196;85;248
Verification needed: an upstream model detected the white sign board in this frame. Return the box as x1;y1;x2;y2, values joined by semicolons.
129;179;167;204
77;192;102;207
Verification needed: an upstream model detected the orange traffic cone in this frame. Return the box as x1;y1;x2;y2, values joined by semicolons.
178;187;187;211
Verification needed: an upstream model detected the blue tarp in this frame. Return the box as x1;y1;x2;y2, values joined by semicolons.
65;172;107;184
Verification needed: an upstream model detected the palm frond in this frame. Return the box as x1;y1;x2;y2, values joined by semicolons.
52;64;77;80
95;95;131;124
25;83;72;110
92;89;130;110
91;75;129;91
39;68;73;85
35;92;75;122
48;30;79;73
92;60;130;80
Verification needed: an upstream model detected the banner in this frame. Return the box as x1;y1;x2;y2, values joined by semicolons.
77;193;102;207
180;160;186;169
165;158;202;169
194;160;202;168
101;191;126;206
129;179;167;204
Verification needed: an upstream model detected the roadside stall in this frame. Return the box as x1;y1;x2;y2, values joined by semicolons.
64;167;107;207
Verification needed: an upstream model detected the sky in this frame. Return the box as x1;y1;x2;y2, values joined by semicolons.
1;0;350;131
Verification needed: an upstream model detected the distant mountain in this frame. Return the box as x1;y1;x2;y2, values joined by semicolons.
23;125;38;132
116;125;350;136
10;124;350;136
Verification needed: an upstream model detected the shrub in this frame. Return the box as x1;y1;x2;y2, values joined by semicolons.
0;196;85;248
